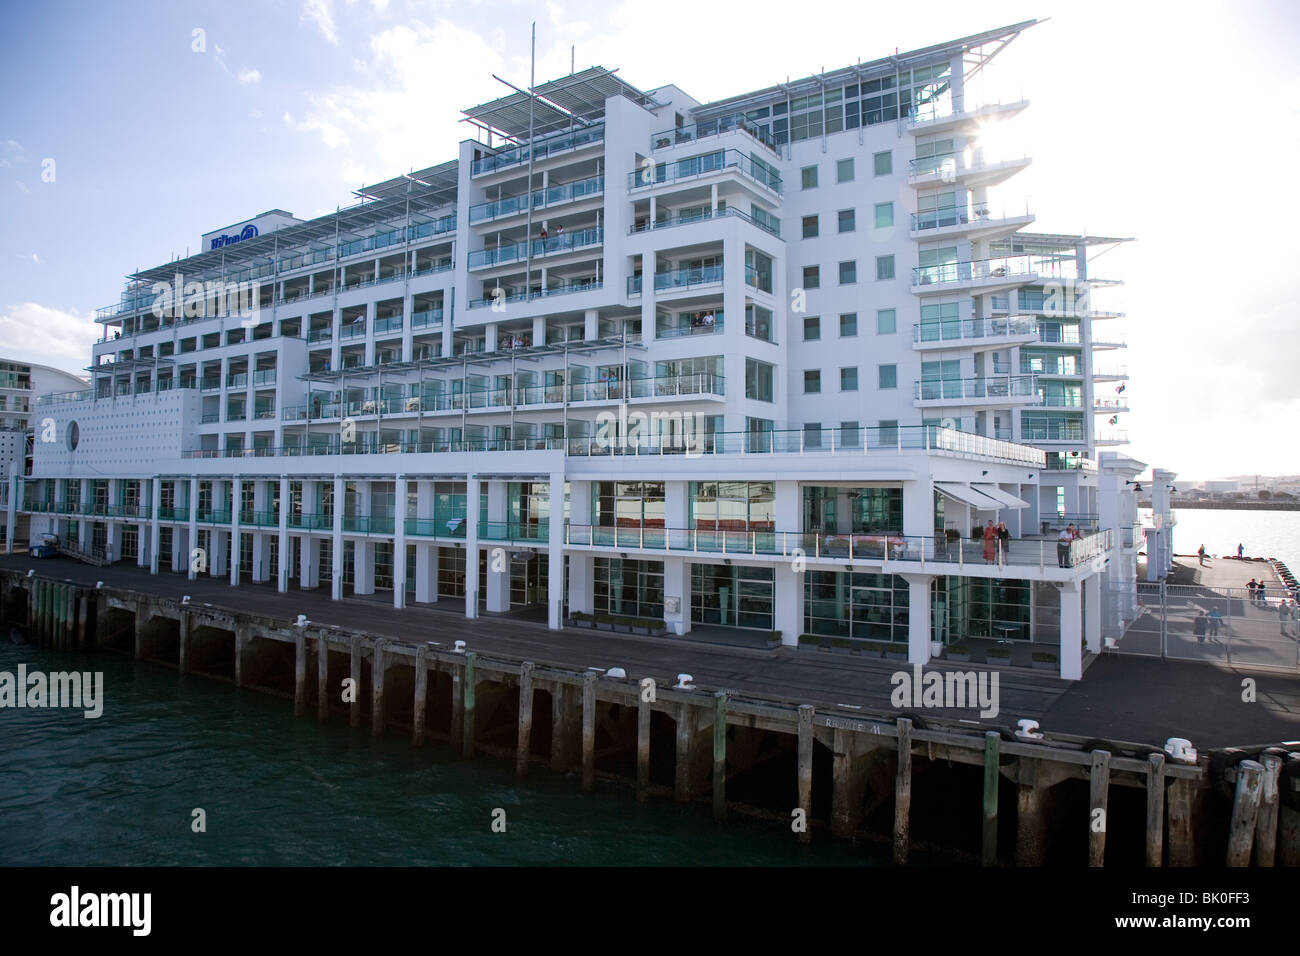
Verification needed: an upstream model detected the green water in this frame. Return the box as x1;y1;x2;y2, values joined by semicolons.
0;640;898;866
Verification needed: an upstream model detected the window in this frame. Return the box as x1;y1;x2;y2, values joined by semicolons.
840;313;858;336
876;255;895;281
803;316;821;341
838;208;855;233
802;265;820;289
801;215;819;239
745;358;773;402
878;419;898;446
876;308;896;334
874;202;894;228
839;260;857;284
878;364;897;389
801;165;818;189
836;158;855;182
803;423;823;448
873;150;892;176
840;367;858;391
839;421;860;447
804;370;821;394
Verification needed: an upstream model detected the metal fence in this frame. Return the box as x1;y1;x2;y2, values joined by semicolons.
1106;581;1300;671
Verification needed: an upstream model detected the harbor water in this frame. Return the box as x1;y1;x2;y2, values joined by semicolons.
1142;508;1300;573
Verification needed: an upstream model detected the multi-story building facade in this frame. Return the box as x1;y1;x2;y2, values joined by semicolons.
6;19;1135;679
0;358;88;547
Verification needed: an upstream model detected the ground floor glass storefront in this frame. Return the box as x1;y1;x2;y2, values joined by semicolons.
593;558;664;619
804;571;910;642
691;564;775;630
934;576;1032;642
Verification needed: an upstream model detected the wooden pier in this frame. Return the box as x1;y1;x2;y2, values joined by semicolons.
3;567;1297;866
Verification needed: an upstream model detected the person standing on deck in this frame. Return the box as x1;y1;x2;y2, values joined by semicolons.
1238;543;1244;559
1193;611;1207;644
1198;544;1207;566
1208;607;1223;640
1056;526;1072;568
982;520;997;564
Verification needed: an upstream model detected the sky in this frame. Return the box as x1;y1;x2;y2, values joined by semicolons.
1;0;1297;480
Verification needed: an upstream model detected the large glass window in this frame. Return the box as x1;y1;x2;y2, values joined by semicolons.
745;358;774;402
804;572;910;643
876;255;895;280
692;564;774;630
745;304;773;342
593;481;665;528
876;308;897;334
594;558;664;619
837;158;855;182
804;370;821;393
802;215;819;238
878;364;898;389
936;576;1031;642
801;165;818;189
689;481;775;531
873;150;892;176
803;316;821;340
838;208;856;233
918;301;961;341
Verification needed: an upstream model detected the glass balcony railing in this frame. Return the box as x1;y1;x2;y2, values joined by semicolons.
656;313;723;338
913;375;1040;402
629;205;780;239
410;308;443;329
252;369;277;387
652;113;779;153
913;254;1079;288
306;328;333;344
470;125;604;176
468;175;604;223
478;520;548;543
911;201;1031;232
628;149;782;193
653;265;723;293
374;315;403;335
914;315;1036;343
467;226;603;270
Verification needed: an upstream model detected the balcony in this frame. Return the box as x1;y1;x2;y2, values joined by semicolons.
908;150;1032;188
306;328;333;345
287;513;331;530
1096;430;1130;446
913;375;1040;407
342;515;395;534
628;149;782;195
410;308;443;329
1092;366;1129;381
339;322;367;341
1094;397;1129;413
656;313;723;339
912;255;1047;295
468;174;604;224
630;205;781;239
374;315;403;336
468;226;603;271
404;515;469;538
912;315;1037;351
1020;423;1085;443
467;279;602;310
906;98;1030;134
909;201;1034;241
252;369;277;387
470;124;604;177
631;265;724;298
1091;334;1127;350
651;114;779;155
200;378;221;392
565;524;1109;574
479;520;548;544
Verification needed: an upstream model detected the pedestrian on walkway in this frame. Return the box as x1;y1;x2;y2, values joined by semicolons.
1193;610;1207;644
997;521;1010;562
1208;607;1223;640
1237;543;1244;559
1056;525;1072;568
1281;600;1294;636
982;520;997;564
1247;578;1259;606
1197;543;1207;566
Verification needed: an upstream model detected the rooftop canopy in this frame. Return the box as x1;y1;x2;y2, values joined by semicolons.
462;65;663;144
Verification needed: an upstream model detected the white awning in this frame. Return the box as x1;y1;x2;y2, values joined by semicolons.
935;482;1006;510
972;483;1031;509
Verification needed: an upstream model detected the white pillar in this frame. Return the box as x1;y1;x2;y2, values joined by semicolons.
773;561;802;647
485;479;510;612
903;573;934;665
1084;571;1102;654
547;472;565;629
331;475;344;600
464;475;480;618
1059;581;1083;680
300;534;320;588
187;477;199;580
415;479;437;603
902;476;935;539
228;476;241;585
277;476;290;592
664;556;690;635
149;477;162;574
394;474;408;609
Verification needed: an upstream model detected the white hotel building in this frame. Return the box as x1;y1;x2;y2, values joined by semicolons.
6;20;1146;679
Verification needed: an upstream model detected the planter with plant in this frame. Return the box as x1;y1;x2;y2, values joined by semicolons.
946;642;971;662
1031;651;1058;671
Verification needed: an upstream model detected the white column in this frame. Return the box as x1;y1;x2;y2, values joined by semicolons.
415;479;437;602
228;476;241;584
1059;581;1083;680
393;474;408;609
485;479;509;612
547;472;564;629
902;476;935;540
664;557;690;635
773;562;802;647
583;308;598;341
300;534;320;588
903;573;934;665
1084;571;1102;654
352;480;374;595
464;475;480;618
251;479;270;582
331;475;344;600
277;475;290;592
567;479;592;614
187;477;199;580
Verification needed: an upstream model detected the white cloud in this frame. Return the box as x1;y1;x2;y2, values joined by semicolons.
31;253;39;265
0;139;25;168
301;0;340;45
0;303;99;369
237;67;262;84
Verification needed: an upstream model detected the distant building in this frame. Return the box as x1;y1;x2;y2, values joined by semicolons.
1201;480;1239;495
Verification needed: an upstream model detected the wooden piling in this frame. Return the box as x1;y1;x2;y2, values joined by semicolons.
1253;752;1283;866
76;591;88;649
796;705;813;845
830;729;869;839
1225;759;1263;866
349;636;362;728
580;672;596;791
894;717;912;864
234;623;249;686
674;702;693;803
1167;776;1195;866
413;645;428;747
293;630;306;718
1145;753;1165;867
712;691;727;822
179;612;191;675
982;731;1000;866
462;652;476;758
134;606;147;661
1089;750;1111;867
370;640;385;737
1280;754;1300;867
1015;778;1046;866
515;662;534;776
636;686;650;802
316;634;329;722
551;683;579;773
